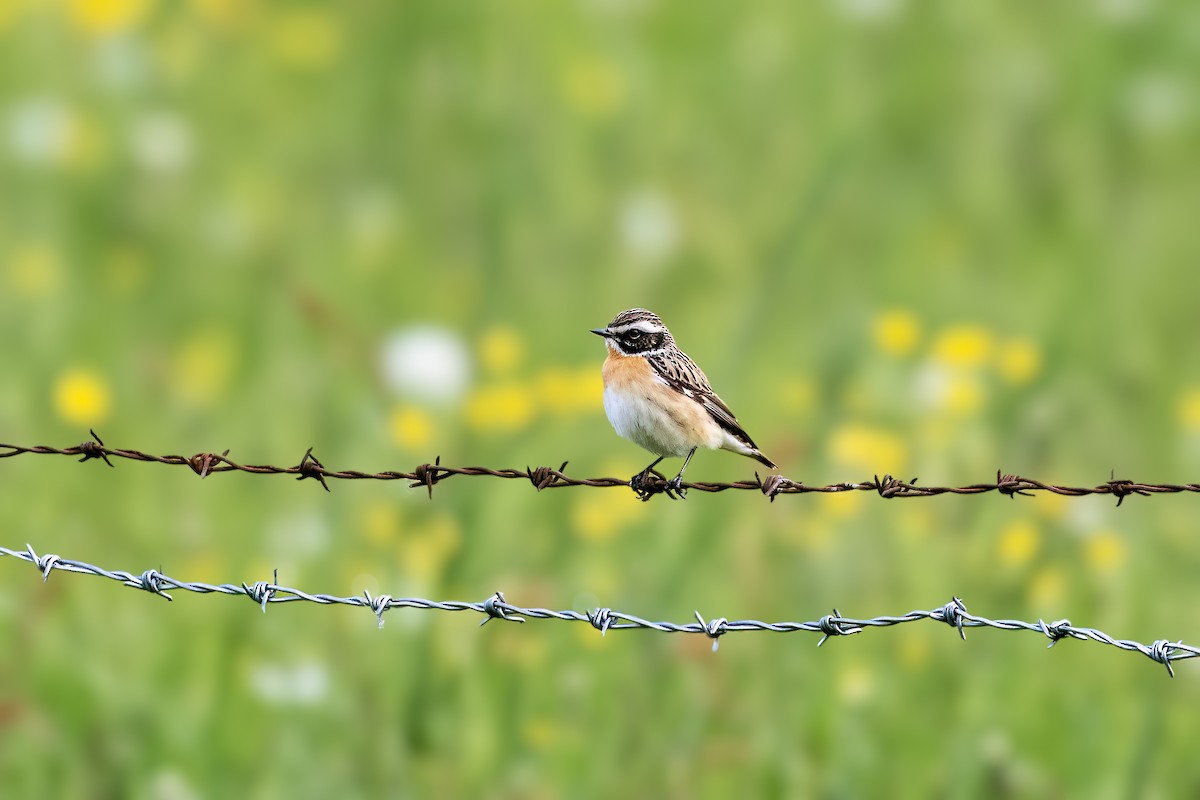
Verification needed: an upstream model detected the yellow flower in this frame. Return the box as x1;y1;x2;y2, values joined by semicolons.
561;57;626;118
270;9;342;69
996;338;1041;385
465;382;535;432
872;309;920;357
1084;531;1126;573
388;406;434;451
68;0;151;37
827;423;907;473
478;327;523;375
931;325;993;368
1177;387;1200;433
53;369;112;425
998;519;1038;568
535;366;602;415
5;243;61;298
171;328;235;408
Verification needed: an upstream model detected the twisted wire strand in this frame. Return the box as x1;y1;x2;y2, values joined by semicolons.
1;432;1194;503
2;544;1196;675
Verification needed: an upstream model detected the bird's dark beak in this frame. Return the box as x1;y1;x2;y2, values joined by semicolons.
591;327;612;338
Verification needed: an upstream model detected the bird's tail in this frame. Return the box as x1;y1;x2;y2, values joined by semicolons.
750;450;777;470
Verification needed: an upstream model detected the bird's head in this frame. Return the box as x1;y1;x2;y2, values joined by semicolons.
591;308;674;356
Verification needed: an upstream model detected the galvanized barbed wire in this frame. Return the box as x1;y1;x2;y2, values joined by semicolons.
2;543;1196;675
1;431;1195;503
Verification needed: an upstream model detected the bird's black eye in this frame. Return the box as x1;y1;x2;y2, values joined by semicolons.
628;330;642;339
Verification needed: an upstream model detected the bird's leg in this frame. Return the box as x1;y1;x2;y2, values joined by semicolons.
666;448;697;499
630;456;666;500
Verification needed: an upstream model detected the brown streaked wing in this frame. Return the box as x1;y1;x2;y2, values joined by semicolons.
646;350;761;450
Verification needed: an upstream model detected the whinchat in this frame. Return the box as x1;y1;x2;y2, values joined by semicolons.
592;308;776;498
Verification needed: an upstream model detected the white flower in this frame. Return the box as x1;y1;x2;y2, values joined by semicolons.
617;188;679;263
1094;0;1151;24
149;769;199;800
832;0;904;23
130;111;193;174
250;660;329;705
1123;72;1189;135
379;326;471;403
7;96;74;165
93;36;148;91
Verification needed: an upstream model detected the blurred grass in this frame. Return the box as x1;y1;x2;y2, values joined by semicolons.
2;0;1200;796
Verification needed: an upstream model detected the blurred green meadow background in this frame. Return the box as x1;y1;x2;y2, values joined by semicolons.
2;0;1200;796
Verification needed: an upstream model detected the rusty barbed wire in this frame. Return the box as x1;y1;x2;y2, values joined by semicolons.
1;543;1195;675
1;431;1197;503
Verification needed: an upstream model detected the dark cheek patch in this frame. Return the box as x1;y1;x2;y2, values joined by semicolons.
620;330;665;354
624;333;652;353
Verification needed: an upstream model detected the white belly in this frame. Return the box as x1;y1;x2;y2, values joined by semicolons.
603;383;718;457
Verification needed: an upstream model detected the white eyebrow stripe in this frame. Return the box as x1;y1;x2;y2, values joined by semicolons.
611;321;663;335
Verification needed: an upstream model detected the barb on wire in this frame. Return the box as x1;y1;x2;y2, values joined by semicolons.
2;433;1196;504
2;544;1196;675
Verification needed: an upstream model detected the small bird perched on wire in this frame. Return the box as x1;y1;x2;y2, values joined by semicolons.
592;308;776;499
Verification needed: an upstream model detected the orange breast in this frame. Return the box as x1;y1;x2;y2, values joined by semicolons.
601;350;655;390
